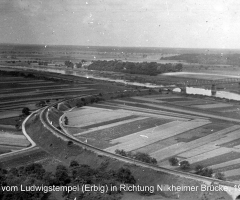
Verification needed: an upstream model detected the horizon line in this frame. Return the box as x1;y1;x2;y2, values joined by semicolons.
1;42;240;51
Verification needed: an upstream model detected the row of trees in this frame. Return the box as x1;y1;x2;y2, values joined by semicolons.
115;149;157;165
64;60;86;68
87;60;182;76
168;157;225;180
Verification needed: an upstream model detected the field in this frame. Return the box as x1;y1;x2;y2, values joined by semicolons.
61;93;240;182
0;69;129;159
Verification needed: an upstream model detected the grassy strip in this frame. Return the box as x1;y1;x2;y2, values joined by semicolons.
214;163;240;173
220;138;240;148
156;97;194;102
0;148;49;168
226;175;240;181
80;117;171;141
88;104;119;110
81;115;139;129
0;116;20;125
191;151;240;168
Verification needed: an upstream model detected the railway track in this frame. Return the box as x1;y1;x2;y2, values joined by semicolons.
38;95;238;190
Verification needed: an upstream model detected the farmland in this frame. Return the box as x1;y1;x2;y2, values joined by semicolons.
0;67;130;166
61;93;240;183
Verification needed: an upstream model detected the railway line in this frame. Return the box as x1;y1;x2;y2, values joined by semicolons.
36;95;240;199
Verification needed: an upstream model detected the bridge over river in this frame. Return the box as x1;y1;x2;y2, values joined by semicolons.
158;78;240;95
177;78;240;87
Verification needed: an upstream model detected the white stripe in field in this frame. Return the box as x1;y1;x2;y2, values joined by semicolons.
69;112;132;127
209;158;240;170
169;100;215;106
69;106;120;117
149;96;187;99
213;130;240;145
179;129;240;158
185;147;232;164
66;108;105;118
233;144;240;149
110;121;183;144
84;106;115;111
223;168;240;177
112;99;209;120
0;137;30;147
0;145;23;150
192;103;233;109
0;87;90;98
150;125;240;161
67;110;132;126
1;84;69;92
73;117;148;136
110;100;203;120
128;97;240;122
105;120;209;153
178;143;221;158
120;98;165;103
103;103;189;121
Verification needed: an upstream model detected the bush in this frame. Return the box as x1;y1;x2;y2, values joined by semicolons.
169;157;179;166
64;116;68;125
67;141;73;146
115;149;157;165
22;107;30;115
117;167;136;184
214;172;226;180
76;101;84;107
36;100;45;107
70;160;79;168
195;165;213;177
180;161;190;170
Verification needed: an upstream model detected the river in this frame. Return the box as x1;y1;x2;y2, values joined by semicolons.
3;65;240;101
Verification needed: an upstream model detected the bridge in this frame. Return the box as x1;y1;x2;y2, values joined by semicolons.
156;78;240;95
177;78;240;87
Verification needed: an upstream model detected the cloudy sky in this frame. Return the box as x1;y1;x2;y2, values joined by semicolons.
1;0;240;48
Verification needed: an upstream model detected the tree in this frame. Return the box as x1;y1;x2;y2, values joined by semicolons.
36;100;45;107
214;172;226;180
64;116;68;125
76;101;84;107
180;161;190;170
195;165;204;174
55;165;70;185
22;107;30;115
65;61;74;68
117;167;136;184
169;157;179;166
115;149;127;157
195;165;213;177
70;160;79;168
15;123;21;131
76;62;82;68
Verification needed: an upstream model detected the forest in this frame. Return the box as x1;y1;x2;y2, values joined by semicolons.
0;161;137;200
87;60;183;76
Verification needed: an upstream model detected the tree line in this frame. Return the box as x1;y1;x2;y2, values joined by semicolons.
115;149;157;165
87;60;183;76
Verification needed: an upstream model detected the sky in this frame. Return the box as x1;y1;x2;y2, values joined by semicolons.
1;0;240;49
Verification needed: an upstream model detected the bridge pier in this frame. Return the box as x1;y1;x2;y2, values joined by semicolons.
211;84;217;96
180;86;186;94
